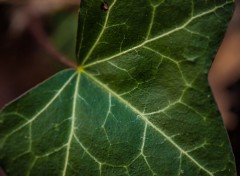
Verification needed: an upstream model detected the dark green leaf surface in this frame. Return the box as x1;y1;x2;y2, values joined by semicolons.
0;0;236;175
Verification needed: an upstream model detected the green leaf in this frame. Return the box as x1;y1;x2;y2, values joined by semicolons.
0;0;236;175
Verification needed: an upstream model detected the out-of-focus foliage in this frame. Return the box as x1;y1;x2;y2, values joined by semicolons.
50;11;78;61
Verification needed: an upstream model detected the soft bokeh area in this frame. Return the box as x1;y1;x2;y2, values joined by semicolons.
0;0;79;108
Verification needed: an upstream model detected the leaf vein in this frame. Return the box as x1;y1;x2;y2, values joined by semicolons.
83;70;214;176
81;0;117;65
62;73;81;176
0;73;77;148
84;1;231;68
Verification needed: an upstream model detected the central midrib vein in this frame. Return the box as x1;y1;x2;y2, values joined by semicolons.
62;73;81;176
81;0;117;65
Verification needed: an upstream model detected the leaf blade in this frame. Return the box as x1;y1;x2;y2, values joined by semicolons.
0;0;237;175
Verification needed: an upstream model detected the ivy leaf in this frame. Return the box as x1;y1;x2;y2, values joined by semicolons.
0;0;236;175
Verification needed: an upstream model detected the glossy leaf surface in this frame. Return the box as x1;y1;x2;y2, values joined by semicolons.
0;0;236;175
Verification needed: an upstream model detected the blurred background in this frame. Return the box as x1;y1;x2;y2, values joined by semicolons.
0;0;240;175
0;0;79;108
